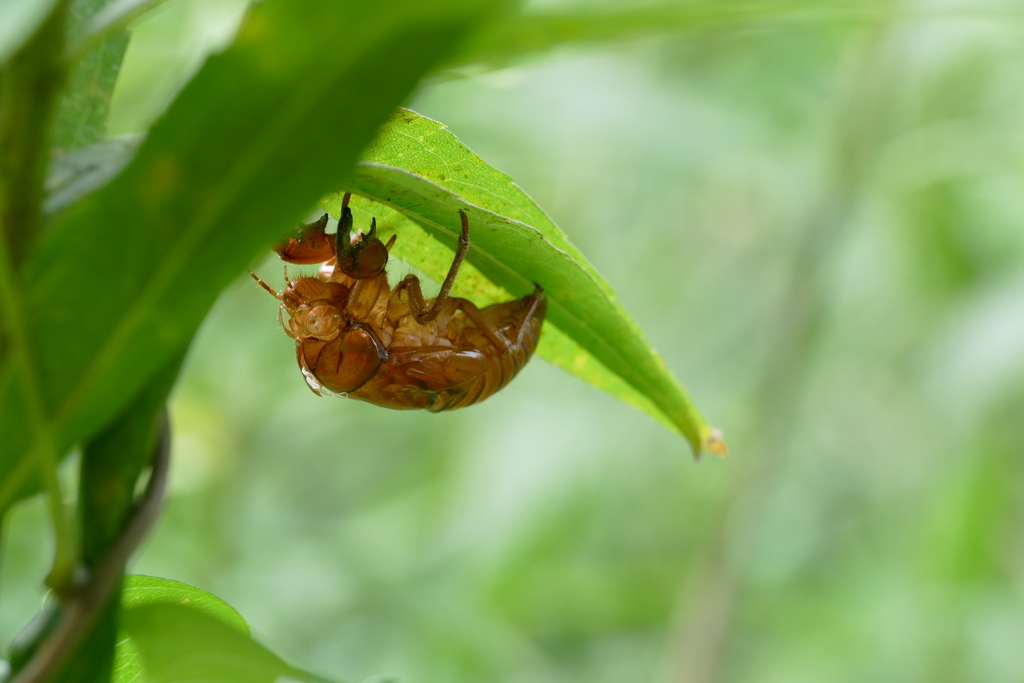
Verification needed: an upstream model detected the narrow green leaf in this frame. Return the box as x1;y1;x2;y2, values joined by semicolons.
44;135;140;213
0;0;494;509
322;110;722;455
0;0;66;262
53;0;131;151
0;0;76;590
446;2;885;71
70;0;175;60
0;0;59;63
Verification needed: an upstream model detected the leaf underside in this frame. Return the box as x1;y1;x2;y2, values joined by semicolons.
322;110;722;456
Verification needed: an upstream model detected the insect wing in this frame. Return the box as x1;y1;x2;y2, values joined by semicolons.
306;325;388;394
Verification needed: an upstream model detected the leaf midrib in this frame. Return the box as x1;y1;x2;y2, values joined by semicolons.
351;169;694;430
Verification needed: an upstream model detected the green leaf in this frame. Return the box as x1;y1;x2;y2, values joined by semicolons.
53;0;132;151
113;576;247;683
70;0;176;60
0;0;495;511
0;0;59;63
122;604;295;683
121;575;249;634
44;135;140;213
322;110;723;456
446;2;884;71
118;579;348;682
111;638;143;683
7;363;177;683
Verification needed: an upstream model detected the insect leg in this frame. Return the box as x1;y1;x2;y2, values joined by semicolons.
451;297;512;353
392;274;433;326
248;270;280;298
451;285;546;354
334;193;391;279
335;192;353;260
405;209;471;324
510;285;546;347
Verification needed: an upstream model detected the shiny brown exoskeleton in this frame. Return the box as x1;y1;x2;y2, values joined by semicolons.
253;194;546;411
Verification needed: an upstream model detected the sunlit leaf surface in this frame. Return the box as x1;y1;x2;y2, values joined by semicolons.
116;576;345;682
121;575;249;634
113;575;247;683
122;604;294;683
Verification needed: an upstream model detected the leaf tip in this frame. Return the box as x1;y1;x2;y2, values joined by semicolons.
694;427;728;461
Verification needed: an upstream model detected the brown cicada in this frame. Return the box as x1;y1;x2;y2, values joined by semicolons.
253;194;546;411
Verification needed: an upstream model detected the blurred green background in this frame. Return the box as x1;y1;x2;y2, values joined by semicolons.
6;1;1024;681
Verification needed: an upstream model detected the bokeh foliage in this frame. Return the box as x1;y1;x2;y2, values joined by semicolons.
4;1;1024;682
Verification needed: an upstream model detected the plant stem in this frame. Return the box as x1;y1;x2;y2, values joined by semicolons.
0;0;75;594
10;412;171;683
662;16;902;683
0;239;76;595
0;0;69;265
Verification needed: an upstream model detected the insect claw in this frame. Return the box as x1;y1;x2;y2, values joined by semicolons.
368;217;377;240
337;205;353;259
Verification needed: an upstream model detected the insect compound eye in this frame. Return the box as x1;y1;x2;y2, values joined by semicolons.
292;303;342;340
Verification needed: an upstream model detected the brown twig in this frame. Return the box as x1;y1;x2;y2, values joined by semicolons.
11;411;171;683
